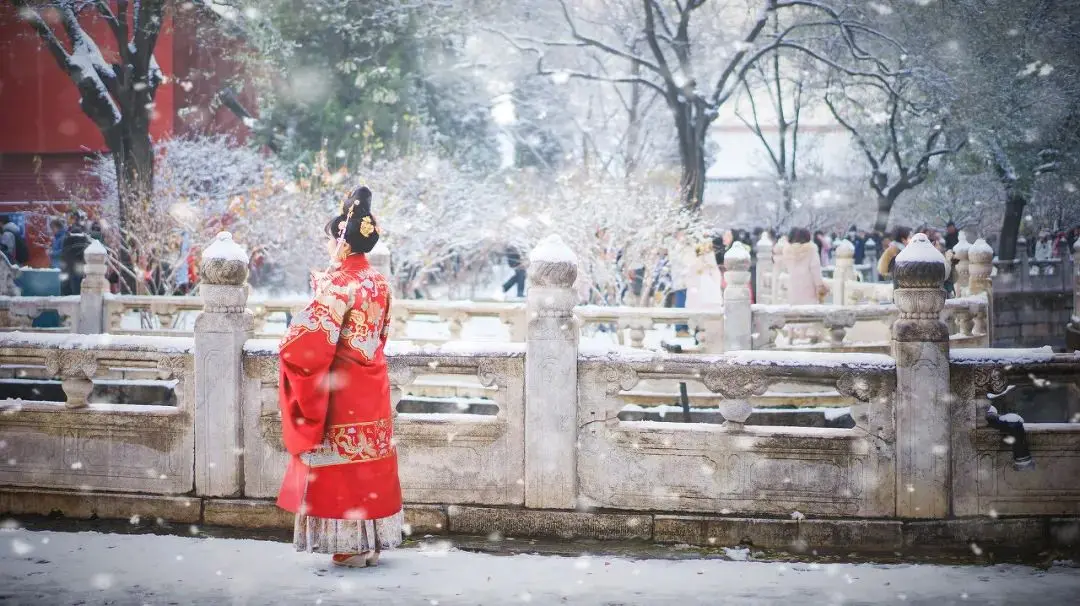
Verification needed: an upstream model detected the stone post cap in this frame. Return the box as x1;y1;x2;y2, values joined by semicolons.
835;239;855;258
969;238;994;264
894;233;947;288
200;232;249;286
756;232;773;251
953;233;971;257
528;235;578;287
84;239;107;260
726;241;752;271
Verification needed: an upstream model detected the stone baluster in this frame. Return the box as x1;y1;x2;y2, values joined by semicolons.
445;311;467;341
391;307;409;340
968;238;994;340
771;237;787;303
954;308;974;337
0;254;18;296
824;310;856;345
1068;240;1080;351
250;304;269;334
865;238;879;282
47;350;97;409
833;239;855;305
723;242;753;351
76;239;108;334
953;233;971;297
623;318;648;349
755;233;773;304
891;233;951;518
524;235;579;509
193;232;253;497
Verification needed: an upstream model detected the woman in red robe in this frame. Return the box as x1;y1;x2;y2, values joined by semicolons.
277;185;402;568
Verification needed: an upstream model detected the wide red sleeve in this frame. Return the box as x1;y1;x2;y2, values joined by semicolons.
277;277;355;455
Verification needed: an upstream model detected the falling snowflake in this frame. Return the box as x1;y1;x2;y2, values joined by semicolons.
11;538;32;555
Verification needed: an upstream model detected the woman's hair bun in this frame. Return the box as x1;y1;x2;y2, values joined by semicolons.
349;185;371;211
325;185;380;254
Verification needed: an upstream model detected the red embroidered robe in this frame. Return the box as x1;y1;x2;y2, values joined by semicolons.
276;254;402;520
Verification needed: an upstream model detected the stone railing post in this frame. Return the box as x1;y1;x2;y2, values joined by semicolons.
76;239;108;334
833;239;855;305
755;233;773;304
891;233;951;518
524;235;579;509
953;233;971;296
193;232;253;497
723;242;752;351
968;238;994;340
368;240;392;283
1068;240;1080;351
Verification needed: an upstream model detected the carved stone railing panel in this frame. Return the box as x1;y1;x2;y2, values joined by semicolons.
0;296;79;331
0;333;195;495
240;341;526;506
576;351;897;517
949;349;1080;516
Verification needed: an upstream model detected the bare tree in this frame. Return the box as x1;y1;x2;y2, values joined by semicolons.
11;0;168;289
824;72;963;232
500;0;900;211
732;14;820;213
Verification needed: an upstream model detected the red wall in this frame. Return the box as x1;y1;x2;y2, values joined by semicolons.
0;3;175;154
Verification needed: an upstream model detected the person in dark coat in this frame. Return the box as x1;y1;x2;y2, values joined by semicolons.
502;246;526;298
60;225;92;295
944;222;959;250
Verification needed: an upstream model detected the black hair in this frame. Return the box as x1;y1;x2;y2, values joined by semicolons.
791;228;813;244
324;185;380;254
892;226;912;243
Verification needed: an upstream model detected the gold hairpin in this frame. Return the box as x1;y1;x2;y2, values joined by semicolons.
359;215;376;238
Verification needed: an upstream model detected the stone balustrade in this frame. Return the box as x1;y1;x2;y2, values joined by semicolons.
1;231;1078;548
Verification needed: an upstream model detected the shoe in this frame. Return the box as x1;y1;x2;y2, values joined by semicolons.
364;550;380;567
331;554;369;568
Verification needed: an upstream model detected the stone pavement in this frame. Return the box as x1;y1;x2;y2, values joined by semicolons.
2;529;1078;605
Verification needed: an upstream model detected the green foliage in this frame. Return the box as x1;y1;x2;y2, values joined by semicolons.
236;0;500;172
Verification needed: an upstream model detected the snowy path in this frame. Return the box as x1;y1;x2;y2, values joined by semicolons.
2;530;1078;605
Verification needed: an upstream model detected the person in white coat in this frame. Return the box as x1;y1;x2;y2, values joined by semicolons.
686;241;725;311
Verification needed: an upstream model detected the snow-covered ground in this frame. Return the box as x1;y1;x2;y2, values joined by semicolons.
3;529;1078;605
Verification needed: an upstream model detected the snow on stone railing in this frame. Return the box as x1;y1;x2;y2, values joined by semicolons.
0;295;80;331
947;346;1080;517
575;348;898;517
0;332;194;407
239;339;528;504
0;331;196;495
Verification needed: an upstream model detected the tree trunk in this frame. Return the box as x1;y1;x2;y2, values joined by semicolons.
106;119;154;294
997;191;1027;262
674;100;709;212
873;193;894;233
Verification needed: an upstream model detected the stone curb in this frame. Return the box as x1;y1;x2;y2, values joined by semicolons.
2;488;1076;553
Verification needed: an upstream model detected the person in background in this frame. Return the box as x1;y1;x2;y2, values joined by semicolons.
60;224;92;295
668;229;696;338
1034;230;1054;261
944;222;959;250
813;231;831;268
877;226;912;280
0;216;29;266
785;228;827;305
853;230;867;265
501;245;526;299
48;219;67;268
